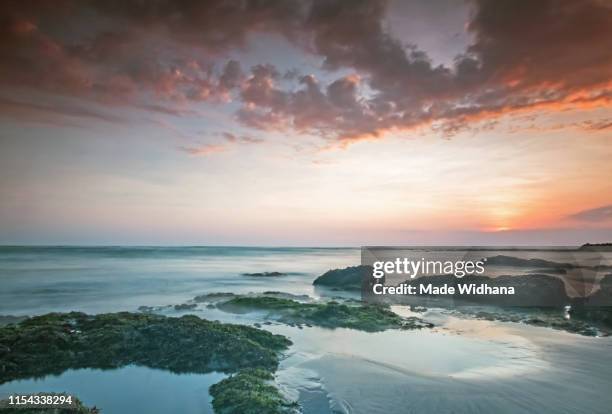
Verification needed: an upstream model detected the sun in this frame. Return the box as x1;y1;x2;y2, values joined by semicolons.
494;226;511;232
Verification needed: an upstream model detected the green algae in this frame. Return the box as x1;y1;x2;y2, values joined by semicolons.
217;296;433;332
193;292;237;303
312;265;369;290
220;297;304;312
0;312;291;384
210;368;298;414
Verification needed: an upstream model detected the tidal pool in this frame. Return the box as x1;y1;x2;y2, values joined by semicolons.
0;365;226;414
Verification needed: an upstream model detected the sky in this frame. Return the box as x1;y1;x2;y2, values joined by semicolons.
0;0;611;246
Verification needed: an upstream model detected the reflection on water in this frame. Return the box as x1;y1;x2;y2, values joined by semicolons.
275;316;612;414
0;366;225;414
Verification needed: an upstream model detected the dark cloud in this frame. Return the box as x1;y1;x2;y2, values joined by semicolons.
568;205;612;222
0;0;610;142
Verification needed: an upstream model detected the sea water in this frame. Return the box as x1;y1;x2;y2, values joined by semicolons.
1;247;612;413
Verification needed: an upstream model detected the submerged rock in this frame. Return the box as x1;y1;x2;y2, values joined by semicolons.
193;292;236;303
137;305;171;313
261;291;312;302
174;303;197;311
217;296;432;332
209;368;298;414
0;312;291;384
242;272;287;277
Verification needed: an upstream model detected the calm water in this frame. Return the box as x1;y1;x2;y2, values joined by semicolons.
0;366;225;414
1;246;612;413
0;246;360;315
2;246;610;315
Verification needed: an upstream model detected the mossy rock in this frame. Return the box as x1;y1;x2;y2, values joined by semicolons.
0;312;291;384
210;368;298;414
217;296;432;332
312;265;370;290
219;297;304;312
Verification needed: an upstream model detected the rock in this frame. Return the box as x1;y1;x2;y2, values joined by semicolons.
216;295;432;332
312;265;371;290
0;312;291;384
0;344;10;356
586;274;612;305
174;303;197;311
261;291;311;301
193;292;236;303
579;243;612;251
242;272;287;277
137;305;171;313
209;368;299;414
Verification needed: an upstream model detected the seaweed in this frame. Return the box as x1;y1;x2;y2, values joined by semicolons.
0;312;291;384
210;368;298;414
217;296;433;332
173;303;198;311
312;265;369;290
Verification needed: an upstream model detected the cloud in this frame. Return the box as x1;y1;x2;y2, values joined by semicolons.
0;0;610;142
581;120;612;131
568;205;612;222
222;132;264;144
0;97;126;125
175;129;264;157
230;0;612;141
137;104;198;117
179;144;227;156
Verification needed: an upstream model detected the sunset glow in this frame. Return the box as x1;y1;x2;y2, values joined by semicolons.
0;0;611;245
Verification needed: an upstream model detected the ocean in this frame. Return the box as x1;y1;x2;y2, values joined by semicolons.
1;246;612;413
0;246;359;315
